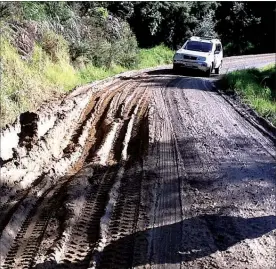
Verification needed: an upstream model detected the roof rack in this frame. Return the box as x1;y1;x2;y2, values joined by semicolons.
189;36;221;42
200;36;214;40
189;36;201;40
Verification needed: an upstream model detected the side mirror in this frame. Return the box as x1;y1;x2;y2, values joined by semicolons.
214;50;220;54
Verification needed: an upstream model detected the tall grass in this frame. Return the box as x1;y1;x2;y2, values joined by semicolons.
78;64;127;85
0;36;174;127
0;36;79;126
138;45;174;69
223;65;276;125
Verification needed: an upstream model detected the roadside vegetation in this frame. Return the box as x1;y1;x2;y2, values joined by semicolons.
0;3;173;127
1;27;173;126
0;2;274;127
223;65;276;125
1;33;173;127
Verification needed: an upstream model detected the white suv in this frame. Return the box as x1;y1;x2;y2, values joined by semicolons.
173;36;223;76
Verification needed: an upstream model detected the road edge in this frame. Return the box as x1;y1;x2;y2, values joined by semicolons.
213;79;276;145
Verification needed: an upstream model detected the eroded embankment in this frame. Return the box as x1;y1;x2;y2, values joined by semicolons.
0;73;151;268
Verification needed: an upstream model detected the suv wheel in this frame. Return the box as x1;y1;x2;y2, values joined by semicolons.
215;62;222;75
205;62;214;77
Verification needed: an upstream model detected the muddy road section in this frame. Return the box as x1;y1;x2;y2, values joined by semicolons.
0;54;275;269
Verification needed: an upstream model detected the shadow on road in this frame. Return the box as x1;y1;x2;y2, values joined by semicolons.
145;68;219;78
34;214;276;268
123;214;275;265
118;68;219;91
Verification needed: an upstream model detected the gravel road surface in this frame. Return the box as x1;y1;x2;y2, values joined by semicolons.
0;53;275;269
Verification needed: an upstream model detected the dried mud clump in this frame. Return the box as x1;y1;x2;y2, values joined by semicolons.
18;111;39;151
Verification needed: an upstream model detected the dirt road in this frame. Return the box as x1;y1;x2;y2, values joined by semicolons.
0;54;275;269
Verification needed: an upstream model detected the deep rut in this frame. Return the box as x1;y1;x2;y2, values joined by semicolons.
2;179;69;269
0;79;151;269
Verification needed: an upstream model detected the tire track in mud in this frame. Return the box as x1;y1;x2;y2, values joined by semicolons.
144;83;184;269
2;85;125;267
0;83;123;267
55;166;120;268
95;101;150;269
41;88;150;269
54;86;148;268
159;79;231;268
0;80;150;269
2;181;68;269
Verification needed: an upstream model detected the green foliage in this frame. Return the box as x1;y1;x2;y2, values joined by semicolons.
22;2;48;21
95;7;109;19
1;2;274;56
21;2;73;22
39;30;69;62
105;1;274;55
0;26;174;127
193;9;218;38
78;64;127;85
138;45;174;68
223;66;276;125
1;2;139;68
106;2;134;20
43;2;73;22
33;6;139;69
203;1;272;56
0;2;21;20
124;2;194;48
0;35;78;127
105;2;220;48
107;21;138;68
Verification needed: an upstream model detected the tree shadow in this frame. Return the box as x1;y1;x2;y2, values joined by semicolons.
146;68;219;78
118;73;217;92
33;214;276;268
132;214;275;266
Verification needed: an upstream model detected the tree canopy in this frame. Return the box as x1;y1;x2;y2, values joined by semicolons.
104;1;275;55
1;1;275;56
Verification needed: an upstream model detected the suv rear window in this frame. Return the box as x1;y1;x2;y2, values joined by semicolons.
184;41;213;53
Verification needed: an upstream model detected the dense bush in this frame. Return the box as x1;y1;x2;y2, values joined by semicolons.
138;45;174;69
106;1;275;55
1;2;139;69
